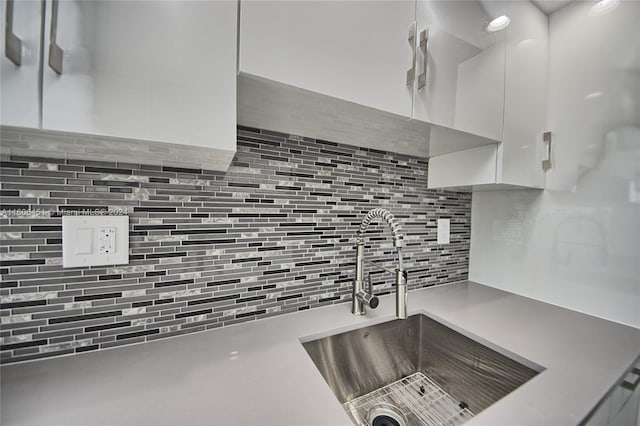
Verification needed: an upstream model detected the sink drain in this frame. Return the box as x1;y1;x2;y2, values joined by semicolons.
368;403;407;426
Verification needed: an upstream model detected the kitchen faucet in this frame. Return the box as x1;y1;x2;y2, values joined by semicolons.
352;208;407;319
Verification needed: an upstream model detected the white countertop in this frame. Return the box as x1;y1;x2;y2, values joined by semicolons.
2;281;639;426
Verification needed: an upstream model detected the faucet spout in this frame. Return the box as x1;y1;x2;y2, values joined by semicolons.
356;208;403;248
352;208;408;319
395;254;408;319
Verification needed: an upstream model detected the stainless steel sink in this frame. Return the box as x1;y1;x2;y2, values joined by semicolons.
302;314;542;426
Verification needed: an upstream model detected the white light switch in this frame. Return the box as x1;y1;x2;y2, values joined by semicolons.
63;216;129;268
437;218;450;244
76;228;93;254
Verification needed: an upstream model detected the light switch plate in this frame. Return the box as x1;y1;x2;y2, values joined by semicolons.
437;218;450;244
62;216;129;268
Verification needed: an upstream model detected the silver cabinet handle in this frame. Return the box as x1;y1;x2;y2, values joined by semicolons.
542;131;552;171
4;0;22;65
406;21;416;86
621;367;640;392
48;0;63;74
418;29;429;90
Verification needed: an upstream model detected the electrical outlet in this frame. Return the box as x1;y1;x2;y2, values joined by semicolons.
62;216;129;268
99;227;116;254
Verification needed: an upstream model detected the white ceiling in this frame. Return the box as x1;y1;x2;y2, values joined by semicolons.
531;0;575;15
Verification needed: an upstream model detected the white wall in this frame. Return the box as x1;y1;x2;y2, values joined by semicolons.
469;0;640;327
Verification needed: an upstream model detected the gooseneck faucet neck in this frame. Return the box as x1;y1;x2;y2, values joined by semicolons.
352;208;408;319
356;208;403;248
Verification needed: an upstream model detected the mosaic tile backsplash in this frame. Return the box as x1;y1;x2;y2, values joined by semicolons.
0;126;471;364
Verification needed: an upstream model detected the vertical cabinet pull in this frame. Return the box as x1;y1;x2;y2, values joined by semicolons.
48;0;63;74
418;29;429;90
621;368;640;391
542;131;552;171
4;0;22;65
406;21;416;86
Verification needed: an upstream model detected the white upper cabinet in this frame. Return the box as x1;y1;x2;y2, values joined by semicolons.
0;0;41;128
239;0;415;118
240;0;511;143
240;0;547;189
1;0;237;170
41;0;237;154
427;1;549;190
413;0;507;142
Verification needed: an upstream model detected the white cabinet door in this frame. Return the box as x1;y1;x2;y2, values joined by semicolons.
240;0;414;118
414;0;506;141
41;0;237;153
0;0;41;128
499;0;548;189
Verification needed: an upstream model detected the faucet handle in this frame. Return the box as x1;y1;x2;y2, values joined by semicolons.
367;272;379;309
356;272;378;310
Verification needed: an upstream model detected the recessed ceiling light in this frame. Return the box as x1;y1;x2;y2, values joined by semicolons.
485;15;511;32
590;0;619;15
